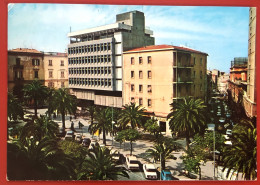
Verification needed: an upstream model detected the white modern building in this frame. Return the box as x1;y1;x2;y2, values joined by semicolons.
67;10;154;107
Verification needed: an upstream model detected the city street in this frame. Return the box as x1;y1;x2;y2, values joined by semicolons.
34;108;217;181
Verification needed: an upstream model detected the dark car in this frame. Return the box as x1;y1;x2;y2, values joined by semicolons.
82;138;91;148
65;130;75;140
161;170;179;180
56;128;66;137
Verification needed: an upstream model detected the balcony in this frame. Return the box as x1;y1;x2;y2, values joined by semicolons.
13;65;24;70
173;77;193;84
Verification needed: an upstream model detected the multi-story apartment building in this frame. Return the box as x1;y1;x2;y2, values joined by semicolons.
67;10;154;107
217;72;229;94
243;7;257;118
123;45;208;135
228;57;247;103
8;48;44;98
44;52;68;89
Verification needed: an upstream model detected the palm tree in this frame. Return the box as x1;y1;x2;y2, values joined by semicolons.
78;144;129;180
145;137;179;170
86;105;96;126
222;119;256;180
45;87;56;118
167;97;207;150
88;107;112;145
7;137;76;180
8;92;24;121
19;115;59;143
119;102;147;129
51;88;77;129
23;80;48;117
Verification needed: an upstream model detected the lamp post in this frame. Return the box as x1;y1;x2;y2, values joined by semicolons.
207;124;216;180
111;104;115;147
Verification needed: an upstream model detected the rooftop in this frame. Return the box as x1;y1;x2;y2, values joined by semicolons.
124;44;208;55
9;48;43;54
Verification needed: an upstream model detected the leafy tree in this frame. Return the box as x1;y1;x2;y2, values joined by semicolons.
88;107;112;145
7;137;76;180
45;87;55;118
167;97;207;150
144;117;162;142
145;137;179;170
181;152;202;179
23;80;48;117
114;130;125;149
7;92;24;121
119;102;147;129
222;119;256;180
117;129;141;155
51;88;77;129
78;144;129;180
19;115;59;143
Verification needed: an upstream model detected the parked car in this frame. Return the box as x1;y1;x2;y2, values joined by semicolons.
75;134;82;143
111;149;121;162
64;130;75;140
125;155;140;171
82;138;91;147
143;164;157;180
56;127;66;137
161;169;178;180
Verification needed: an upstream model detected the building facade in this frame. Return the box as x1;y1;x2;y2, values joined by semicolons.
243;7;257;118
123;45;208;135
67;10;154;108
217;72;229;94
8;48;44;98
228;57;247;103
44;52;68;89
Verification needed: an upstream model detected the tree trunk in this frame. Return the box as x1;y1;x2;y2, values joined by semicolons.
62;112;66;129
185;133;190;150
199;167;201;180
34;99;37;117
103;125;106;145
130;141;133;155
161;159;166;170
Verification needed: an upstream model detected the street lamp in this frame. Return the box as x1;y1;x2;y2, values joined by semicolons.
111;104;115;146
207;124;216;180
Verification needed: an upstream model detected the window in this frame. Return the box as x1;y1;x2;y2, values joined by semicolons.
49;71;53;78
147;85;152;93
148;70;152;79
139;57;143;64
131;84;135;92
139;98;143;106
34;71;38;78
148;99;152;107
200;58;203;65
193;58;196;65
49;60;52;66
61;60;64;66
16;58;21;65
61;71;65;78
147;56;152;64
131;97;135;103
131;71;135;78
200;71;202;79
61;82;65;88
48;82;54;88
139;71;143;79
131;57;135;65
139;85;143;92
193;71;196;78
32;59;40;66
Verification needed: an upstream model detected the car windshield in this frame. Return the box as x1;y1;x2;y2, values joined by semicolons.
130;160;139;164
147;169;157;172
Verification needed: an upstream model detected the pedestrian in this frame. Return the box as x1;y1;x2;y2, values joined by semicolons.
70;116;72;121
71;121;74;131
78;121;81;129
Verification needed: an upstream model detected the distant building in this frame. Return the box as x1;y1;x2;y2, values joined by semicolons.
67;10;155;108
243;7;257;118
8;48;44;98
123;45;208;135
44;52;68;89
228;57;247;103
217;72;229;94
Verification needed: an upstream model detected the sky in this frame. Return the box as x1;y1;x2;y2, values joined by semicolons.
8;4;250;72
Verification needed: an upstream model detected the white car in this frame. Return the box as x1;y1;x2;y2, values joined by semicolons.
143;164;158;179
110;149;120;161
125;155;140;171
75;134;82;142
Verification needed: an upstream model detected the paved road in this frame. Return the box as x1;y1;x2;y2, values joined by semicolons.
31;108;217;181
